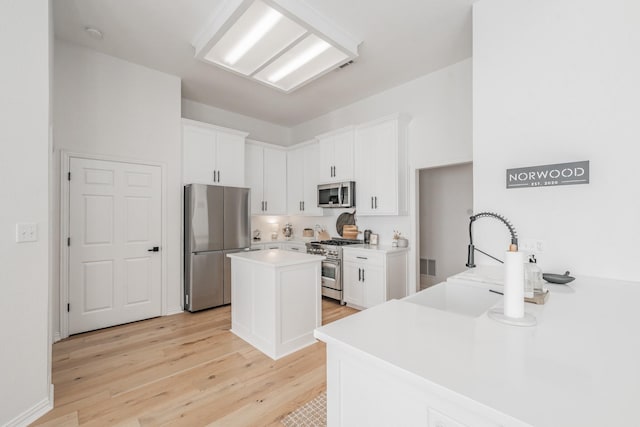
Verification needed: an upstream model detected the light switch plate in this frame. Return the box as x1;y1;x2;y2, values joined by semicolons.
16;223;37;243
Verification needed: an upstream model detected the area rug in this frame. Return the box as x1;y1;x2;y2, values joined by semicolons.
281;392;327;426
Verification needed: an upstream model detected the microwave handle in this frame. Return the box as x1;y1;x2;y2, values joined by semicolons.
338;182;344;206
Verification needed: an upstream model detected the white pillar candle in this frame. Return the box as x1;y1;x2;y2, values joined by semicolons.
503;251;525;318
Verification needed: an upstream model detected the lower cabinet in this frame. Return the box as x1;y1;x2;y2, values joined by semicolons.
323;341;517;427
343;248;407;309
251;242;283;250
251;242;306;251
281;242;306;252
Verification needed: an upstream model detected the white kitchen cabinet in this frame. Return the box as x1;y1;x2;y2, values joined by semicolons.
343;247;408;310
317;126;355;183
182;119;248;187
281;242;306;252
354;114;410;215
251;242;283;250
287;141;323;215
245;141;287;215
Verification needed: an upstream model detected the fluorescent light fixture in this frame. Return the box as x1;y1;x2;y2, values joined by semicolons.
192;0;361;93
267;39;330;82
224;8;282;65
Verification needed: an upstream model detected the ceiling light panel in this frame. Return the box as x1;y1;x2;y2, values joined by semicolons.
193;0;361;93
254;34;349;92
204;0;306;76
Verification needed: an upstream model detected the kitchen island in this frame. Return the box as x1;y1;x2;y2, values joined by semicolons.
227;249;324;360
314;275;640;426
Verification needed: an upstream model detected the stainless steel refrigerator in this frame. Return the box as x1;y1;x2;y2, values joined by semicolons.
184;184;250;312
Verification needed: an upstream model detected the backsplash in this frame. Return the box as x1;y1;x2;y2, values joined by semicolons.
251;210;410;246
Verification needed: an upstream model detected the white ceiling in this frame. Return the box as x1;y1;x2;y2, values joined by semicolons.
53;0;473;127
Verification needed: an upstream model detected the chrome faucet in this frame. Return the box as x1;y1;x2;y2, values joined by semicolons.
466;212;518;268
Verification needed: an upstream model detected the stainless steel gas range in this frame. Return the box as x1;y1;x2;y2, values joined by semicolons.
306;238;362;304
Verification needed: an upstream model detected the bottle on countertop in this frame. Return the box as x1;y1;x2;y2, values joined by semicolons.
524;255;543;297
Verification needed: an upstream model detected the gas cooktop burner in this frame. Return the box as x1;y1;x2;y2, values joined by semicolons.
317;238;362;246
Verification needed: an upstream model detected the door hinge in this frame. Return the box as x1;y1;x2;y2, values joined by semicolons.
67;303;70;312
67;237;71;246
67;172;71;181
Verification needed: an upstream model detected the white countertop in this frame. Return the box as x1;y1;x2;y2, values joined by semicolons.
314;275;640;426
227;248;324;267
343;244;409;253
251;238;312;245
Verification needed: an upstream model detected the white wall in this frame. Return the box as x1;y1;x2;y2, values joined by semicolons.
473;0;640;281
291;59;473;291
0;0;52;424
419;163;473;287
182;99;291;146
53;40;183;337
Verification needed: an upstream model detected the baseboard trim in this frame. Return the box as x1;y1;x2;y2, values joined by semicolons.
5;384;54;427
165;307;184;316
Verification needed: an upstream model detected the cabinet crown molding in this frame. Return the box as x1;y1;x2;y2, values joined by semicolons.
246;138;288;150
182;118;250;137
315;125;356;140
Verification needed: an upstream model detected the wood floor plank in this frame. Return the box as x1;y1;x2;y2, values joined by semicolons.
32;298;357;426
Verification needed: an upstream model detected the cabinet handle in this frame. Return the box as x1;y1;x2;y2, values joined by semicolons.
357;256;368;260
302;201;305;211
217;170;220;183
371;196;373;209
375;196;377;209
291;247;299;251
213;170;216;182
265;201;268;211
362;268;365;282
358;268;362;281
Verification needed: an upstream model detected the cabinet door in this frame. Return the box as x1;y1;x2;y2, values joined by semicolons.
354;125;377;214
332;129;354;181
287;147;304;215
343;262;364;307
371;120;398;214
262;148;287;214
245;144;264;215
302;143;323;215
318;136;335;183
216;131;245;187
264;242;282;250
363;265;384;308
183;125;216;184
282;242;305;252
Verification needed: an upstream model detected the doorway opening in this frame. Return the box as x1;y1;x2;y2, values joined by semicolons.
418;163;473;290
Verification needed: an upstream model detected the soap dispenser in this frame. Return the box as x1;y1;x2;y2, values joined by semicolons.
524;255;543;297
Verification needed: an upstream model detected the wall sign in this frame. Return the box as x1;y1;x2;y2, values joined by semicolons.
506;161;589;189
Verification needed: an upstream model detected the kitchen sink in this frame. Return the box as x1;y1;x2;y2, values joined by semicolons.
404;281;501;318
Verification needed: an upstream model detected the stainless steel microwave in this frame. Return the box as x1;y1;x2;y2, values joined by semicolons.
318;182;356;208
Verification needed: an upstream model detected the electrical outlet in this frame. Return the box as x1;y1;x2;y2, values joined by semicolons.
520;238;544;254
16;223;38;243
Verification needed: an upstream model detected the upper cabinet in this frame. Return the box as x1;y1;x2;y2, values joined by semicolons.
317;126;355;183
287;141;323;216
246;141;287;215
354;115;410;216
182;119;248;187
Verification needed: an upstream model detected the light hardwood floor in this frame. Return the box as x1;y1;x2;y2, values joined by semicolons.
32;298;357;426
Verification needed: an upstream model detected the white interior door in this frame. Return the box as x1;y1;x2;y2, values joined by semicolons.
68;157;162;334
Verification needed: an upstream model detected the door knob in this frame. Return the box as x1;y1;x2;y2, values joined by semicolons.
147;246;160;252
